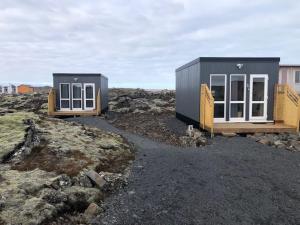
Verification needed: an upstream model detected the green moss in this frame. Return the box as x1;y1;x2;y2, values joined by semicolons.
0;112;37;161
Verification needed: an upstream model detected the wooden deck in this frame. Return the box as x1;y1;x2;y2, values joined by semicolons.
49;110;98;117
213;122;297;134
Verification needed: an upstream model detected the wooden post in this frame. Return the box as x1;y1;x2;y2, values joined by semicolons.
48;88;56;116
96;89;101;115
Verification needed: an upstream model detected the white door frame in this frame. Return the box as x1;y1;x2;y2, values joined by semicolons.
229;74;246;122
249;74;268;121
72;83;82;111
59;83;70;111
210;74;227;123
84;83;95;110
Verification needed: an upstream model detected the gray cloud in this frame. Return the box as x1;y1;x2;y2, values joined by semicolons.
0;0;299;89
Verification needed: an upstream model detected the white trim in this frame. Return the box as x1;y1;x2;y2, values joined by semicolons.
249;74;268;121
210;74;227;123
84;83;95;110
229;74;246;122
59;83;70;111
72;83;82;111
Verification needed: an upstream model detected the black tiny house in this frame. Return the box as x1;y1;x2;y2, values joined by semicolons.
51;73;108;114
176;57;280;127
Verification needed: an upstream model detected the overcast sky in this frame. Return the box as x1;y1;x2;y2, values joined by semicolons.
0;0;299;89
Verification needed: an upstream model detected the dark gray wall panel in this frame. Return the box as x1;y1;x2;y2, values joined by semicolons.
100;76;108;110
176;62;201;122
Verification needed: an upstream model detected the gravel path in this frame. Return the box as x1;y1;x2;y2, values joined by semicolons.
68;117;300;225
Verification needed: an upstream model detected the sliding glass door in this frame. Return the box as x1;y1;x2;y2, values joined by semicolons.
210;75;226;122
250;74;268;121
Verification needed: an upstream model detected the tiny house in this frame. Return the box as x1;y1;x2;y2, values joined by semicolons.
17;84;34;94
48;73;108;116
176;57;300;134
279;65;300;94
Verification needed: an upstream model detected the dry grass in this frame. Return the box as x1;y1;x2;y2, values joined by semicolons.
12;144;94;177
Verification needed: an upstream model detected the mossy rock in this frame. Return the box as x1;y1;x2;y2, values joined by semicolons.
0;112;38;161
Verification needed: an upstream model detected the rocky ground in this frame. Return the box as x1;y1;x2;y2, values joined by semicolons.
0;96;134;225
248;132;300;152
107;88;209;147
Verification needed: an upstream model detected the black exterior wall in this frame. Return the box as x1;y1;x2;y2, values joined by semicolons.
53;73;108;111
176;57;280;124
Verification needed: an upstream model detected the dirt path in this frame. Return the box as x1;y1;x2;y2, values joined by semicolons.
68;117;300;225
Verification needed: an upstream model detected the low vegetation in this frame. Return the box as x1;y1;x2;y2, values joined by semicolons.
0;95;134;225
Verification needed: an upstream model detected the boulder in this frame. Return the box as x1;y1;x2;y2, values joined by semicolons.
64;186;103;210
152;99;169;107
258;138;271;145
86;170;107;188
84;203;103;220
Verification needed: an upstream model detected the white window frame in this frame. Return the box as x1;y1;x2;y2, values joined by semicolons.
210;74;227;123
72;83;82;111
84;83;95;110
249;74;268;121
59;83;71;111
229;74;246;122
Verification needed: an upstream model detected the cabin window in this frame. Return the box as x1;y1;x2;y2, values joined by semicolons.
295;71;300;84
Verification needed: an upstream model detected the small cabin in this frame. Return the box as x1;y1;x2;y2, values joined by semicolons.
48;73;108;116
176;57;300;134
17;84;34;94
279;65;300;94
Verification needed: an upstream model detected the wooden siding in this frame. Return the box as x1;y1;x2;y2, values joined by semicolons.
200;84;214;136
274;84;300;132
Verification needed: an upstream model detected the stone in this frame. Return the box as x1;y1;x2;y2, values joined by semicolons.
152;99;169;107
64;186;103;210
86;170;107;188
84;203;102;220
258;138;271;145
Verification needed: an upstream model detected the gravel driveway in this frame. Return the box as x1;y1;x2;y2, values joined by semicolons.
68;117;300;225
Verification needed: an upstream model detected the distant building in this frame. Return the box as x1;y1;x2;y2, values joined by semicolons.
279;65;300;94
17;84;34;94
1;84;17;94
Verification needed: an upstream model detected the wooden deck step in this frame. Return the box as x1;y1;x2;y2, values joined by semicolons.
214;122;297;134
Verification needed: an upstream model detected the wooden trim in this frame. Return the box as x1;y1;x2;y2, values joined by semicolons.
200;84;214;137
274;84;300;132
96;88;101;115
48;88;56;116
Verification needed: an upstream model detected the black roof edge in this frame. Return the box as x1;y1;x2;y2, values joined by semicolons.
280;64;300;67
53;73;108;79
176;57;280;72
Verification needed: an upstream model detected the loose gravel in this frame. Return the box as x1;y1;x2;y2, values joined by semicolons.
68;117;300;225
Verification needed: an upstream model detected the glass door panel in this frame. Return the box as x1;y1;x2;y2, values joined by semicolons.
210;75;226;122
84;83;95;110
230;75;246;121
250;75;268;120
72;83;82;110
